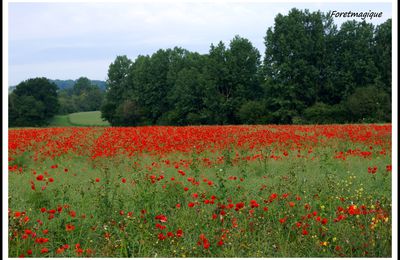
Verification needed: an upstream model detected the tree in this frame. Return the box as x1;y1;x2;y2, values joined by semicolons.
333;21;379;100
263;9;336;123
58;77;105;114
73;77;92;95
205;36;262;124
9;77;59;127
344;85;391;122
101;55;133;124
374;19;392;95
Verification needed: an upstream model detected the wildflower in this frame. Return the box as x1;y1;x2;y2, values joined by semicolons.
56;248;65;254
69;211;76;218
155;214;167;223
158;233;166;240
155;223;166;230
176;229;183;237
66;224;75;231
35;237;49;244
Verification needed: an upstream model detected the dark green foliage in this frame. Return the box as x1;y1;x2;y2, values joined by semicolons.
263;9;391;124
303;102;347;124
344;85;391;123
100;10;391;126
9;77;59;127
237;101;270;124
58;77;105;115
101;56;133;124
374;19;392;95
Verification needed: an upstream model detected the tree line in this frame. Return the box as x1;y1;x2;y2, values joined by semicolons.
102;9;391;126
9;77;105;127
8;9;391;127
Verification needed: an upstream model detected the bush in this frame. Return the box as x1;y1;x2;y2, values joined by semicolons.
236;100;269;124
303;102;347;124
344;85;391;123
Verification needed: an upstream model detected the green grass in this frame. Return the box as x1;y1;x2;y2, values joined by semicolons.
69;111;110;126
48;115;74;126
49;111;110;127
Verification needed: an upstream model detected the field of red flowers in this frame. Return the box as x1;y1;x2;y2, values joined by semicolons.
8;124;392;257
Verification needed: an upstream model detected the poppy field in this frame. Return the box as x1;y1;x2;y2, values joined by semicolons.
8;124;392;257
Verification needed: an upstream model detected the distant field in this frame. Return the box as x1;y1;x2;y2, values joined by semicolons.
49;111;110;127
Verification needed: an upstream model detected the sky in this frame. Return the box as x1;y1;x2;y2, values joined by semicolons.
7;1;392;86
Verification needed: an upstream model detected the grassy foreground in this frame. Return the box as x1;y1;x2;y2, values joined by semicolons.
8;125;392;257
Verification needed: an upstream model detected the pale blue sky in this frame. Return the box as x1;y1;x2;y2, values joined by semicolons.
8;2;392;85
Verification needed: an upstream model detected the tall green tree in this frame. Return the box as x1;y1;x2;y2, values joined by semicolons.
263;9;336;123
334;21;379;100
374;19;392;95
101;55;133;125
205;36;262;124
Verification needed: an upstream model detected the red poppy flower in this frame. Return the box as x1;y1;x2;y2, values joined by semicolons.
155;214;167;223
56;248;65;254
66;224;75;231
279;217;287;224
69;211;76;218
176;229;183;237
